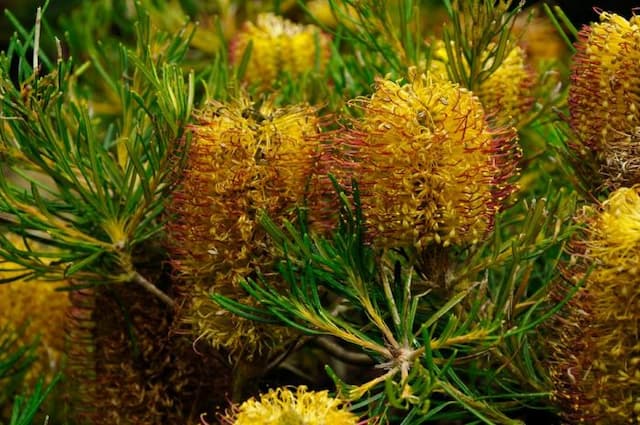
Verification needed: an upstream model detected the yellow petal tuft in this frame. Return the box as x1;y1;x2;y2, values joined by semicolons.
224;386;359;425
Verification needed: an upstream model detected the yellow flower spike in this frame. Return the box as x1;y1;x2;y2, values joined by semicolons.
222;386;360;425
353;72;520;249
231;13;330;88
428;41;535;126
476;45;535;127
550;186;640;424
569;12;640;189
0;234;69;389
512;9;568;65
167;98;321;357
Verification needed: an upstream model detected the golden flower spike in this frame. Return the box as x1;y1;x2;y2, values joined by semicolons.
476;45;535;127
167;97;322;358
569;12;640;189
0;234;69;390
218;385;360;425
351;70;520;249
231;13;330;88
550;186;640;424
428;40;535;127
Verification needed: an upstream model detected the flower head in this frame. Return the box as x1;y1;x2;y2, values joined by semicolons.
569;13;640;188
0;235;69;388
167;98;321;357
549;186;640;423
231;13;330;88
429;41;535;126
352;71;519;248
65;283;231;424
221;386;359;425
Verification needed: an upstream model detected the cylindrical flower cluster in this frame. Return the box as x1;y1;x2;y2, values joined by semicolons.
167;98;322;358
569;13;640;189
351;71;520;249
428;41;535;126
0;235;69;390
550;186;640;424
476;45;535;127
231;13;330;88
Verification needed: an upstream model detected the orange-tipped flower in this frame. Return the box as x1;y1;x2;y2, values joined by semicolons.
569;13;640;188
352;71;519;248
167;98;321;357
220;386;359;425
231;13;330;88
550;186;640;423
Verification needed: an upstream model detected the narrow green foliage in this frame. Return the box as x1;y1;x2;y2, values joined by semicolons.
212;179;572;423
9;374;60;425
0;5;193;295
442;0;523;90
0;325;35;391
542;3;578;54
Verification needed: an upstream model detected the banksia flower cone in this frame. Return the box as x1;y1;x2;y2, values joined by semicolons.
476;45;535;127
569;13;640;189
429;41;535;126
167;98;322;358
220;386;359;425
0;235;69;389
549;186;640;424
231;13;330;88
352;71;519;248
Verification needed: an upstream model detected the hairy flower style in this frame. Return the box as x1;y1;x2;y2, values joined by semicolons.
353;72;519;248
167;98;321;357
221;386;359;425
231;13;330;87
429;41;535;126
569;13;640;188
0;236;69;389
550;186;640;424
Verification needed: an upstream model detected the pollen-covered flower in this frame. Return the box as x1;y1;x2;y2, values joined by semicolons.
231;13;330;88
428;41;535;126
221;386;359;425
569;13;640;188
352;71;519;248
549;186;640;424
167;98;321;357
